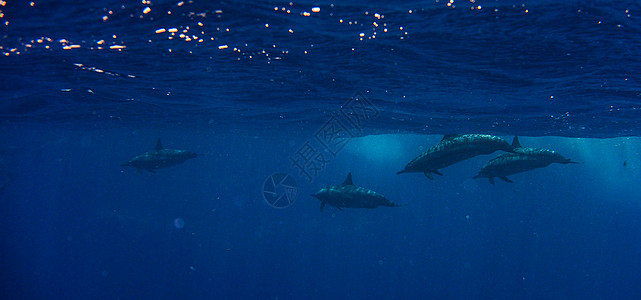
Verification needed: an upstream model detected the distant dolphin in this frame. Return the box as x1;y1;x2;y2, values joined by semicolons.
473;146;579;184
312;172;402;212
397;134;519;179
121;139;197;173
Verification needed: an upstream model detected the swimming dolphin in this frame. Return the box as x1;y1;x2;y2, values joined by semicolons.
473;146;579;184
121;139;197;173
312;172;402;212
397;134;519;179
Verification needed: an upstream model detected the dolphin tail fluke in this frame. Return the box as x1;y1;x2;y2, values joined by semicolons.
499;176;513;183
511;136;522;149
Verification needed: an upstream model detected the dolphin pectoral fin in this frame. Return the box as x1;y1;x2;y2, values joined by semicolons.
499;176;513;183
488;177;495;184
424;171;434;180
396;170;406;174
336;206;343;211
147;169;156;174
320;202;325;213
433;170;443;176
136;168;143;174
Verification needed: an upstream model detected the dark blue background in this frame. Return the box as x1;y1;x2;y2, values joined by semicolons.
1;0;641;299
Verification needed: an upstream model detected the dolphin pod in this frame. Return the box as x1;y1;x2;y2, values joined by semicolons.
312;134;578;211
121;135;578;212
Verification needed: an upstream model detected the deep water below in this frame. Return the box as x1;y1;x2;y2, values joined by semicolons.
1;125;640;299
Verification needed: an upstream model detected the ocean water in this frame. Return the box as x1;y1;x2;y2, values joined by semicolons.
1;0;641;299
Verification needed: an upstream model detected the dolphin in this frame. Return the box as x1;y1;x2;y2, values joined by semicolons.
312;172;402;212
473;146;579;184
121;139;198;173
397;134;519;179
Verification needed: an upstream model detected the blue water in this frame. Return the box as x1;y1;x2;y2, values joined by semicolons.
1;0;641;299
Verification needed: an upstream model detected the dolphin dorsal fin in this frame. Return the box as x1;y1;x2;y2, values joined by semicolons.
341;172;354;186
512;136;521;148
442;134;461;141
155;139;163;151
